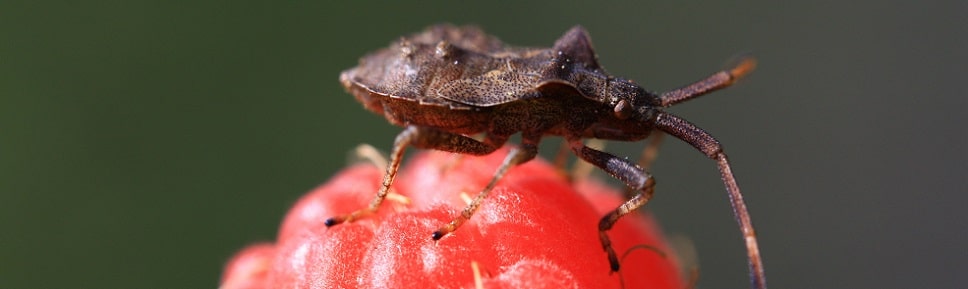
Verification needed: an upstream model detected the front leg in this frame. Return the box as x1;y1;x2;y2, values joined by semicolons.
325;126;507;227
568;137;656;272
655;112;766;289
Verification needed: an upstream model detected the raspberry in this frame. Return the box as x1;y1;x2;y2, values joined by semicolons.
221;148;682;289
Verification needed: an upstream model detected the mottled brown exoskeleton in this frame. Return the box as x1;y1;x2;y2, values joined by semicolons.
333;24;766;289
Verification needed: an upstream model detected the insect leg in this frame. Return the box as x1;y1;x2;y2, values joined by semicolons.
325;126;505;226
350;143;388;170
658;57;756;107
554;139;606;181
552;139;571;171
637;132;665;171
625;132;665;196
655;112;767;289
432;139;538;240
567;138;655;272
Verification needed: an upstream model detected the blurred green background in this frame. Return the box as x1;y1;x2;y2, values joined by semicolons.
2;1;964;288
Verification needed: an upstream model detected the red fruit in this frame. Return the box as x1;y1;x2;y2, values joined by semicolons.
222;148;682;289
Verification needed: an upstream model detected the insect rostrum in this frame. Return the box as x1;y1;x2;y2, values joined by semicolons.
332;24;766;289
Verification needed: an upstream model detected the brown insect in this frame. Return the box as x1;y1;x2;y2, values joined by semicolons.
333;24;766;289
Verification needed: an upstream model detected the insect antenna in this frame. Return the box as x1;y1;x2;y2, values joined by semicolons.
658;58;756;107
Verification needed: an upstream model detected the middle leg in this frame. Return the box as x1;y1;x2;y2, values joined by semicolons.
432;136;539;240
569;137;657;272
325;126;507;227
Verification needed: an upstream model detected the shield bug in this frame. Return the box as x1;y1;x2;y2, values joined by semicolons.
332;24;766;289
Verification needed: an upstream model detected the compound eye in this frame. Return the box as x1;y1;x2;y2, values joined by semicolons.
614;99;633;119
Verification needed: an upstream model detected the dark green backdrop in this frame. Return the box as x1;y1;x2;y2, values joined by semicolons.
2;1;964;288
